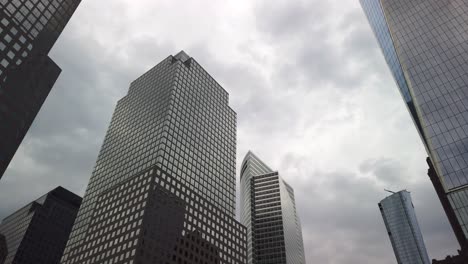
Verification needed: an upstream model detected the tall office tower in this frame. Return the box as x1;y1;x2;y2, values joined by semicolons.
0;0;81;179
240;151;306;264
379;190;431;264
61;51;247;264
360;0;468;247
0;234;6;264
0;186;82;264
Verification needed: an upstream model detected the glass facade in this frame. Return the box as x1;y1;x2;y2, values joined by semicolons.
240;151;305;264
0;0;81;179
281;181;306;264
61;51;246;264
360;0;426;146
240;151;274;264
0;187;82;264
361;0;468;239
69;165;247;264
379;191;430;264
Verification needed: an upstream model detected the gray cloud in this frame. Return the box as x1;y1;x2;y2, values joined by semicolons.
253;0;386;92
254;0;329;38
0;0;460;263
360;158;407;184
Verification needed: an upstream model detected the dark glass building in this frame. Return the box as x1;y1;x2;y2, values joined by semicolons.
0;0;81;179
379;190;430;264
360;0;468;248
61;51;247;264
240;151;305;264
0;233;6;264
0;186;82;264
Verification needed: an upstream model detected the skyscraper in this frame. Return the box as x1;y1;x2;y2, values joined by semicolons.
0;0;81;179
379;190;431;264
240;151;305;264
61;51;247;264
0;186;82;264
360;0;468;247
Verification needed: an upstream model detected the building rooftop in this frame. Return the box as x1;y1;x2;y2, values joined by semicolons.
174;50;191;63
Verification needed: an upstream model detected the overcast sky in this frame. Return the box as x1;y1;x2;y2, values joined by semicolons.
0;0;460;263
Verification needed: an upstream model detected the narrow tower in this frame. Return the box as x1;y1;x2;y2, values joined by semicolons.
379;190;431;264
240;151;305;264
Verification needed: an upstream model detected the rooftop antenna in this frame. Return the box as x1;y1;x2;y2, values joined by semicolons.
384;189;396;194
